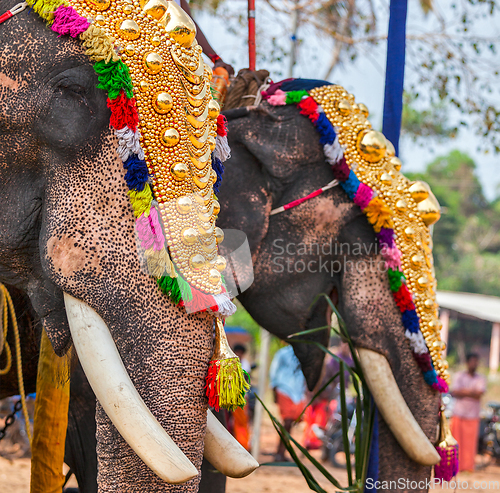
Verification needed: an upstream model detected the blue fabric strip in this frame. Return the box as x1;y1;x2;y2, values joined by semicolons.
382;0;408;156
281;79;333;92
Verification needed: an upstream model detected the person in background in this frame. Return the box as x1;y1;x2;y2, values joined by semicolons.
178;0;234;76
269;344;307;462
233;344;251;375
303;341;353;450
450;353;486;472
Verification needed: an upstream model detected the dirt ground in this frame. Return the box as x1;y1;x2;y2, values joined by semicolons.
1;413;499;492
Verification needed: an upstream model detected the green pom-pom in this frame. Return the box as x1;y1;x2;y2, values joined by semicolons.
94;60;134;100
388;268;405;292
176;275;193;302
286;90;309;105
157;276;182;304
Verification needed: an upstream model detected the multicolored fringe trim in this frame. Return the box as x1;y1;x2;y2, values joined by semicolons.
205;319;250;411
434;405;459;481
33;0;235;317
264;81;448;394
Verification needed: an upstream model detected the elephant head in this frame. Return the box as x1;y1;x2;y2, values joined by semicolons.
0;1;257;491
217;90;448;490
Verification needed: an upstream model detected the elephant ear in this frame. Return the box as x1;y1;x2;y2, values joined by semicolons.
217;137;272;262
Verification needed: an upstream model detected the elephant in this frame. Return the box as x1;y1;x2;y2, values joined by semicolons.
0;2;259;492
0;2;446;492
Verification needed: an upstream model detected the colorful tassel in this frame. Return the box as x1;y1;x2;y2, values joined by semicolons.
214;134;231;163
363;197;394;233
211;156;224;194
108;91;139;131
267;89;287;106
205;319;250;411
51;5;89;37
93;59;134;100
128;184;153;217
434;405;459;481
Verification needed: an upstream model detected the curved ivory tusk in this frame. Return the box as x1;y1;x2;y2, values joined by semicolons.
204;410;259;478
357;348;440;466
63;293;198;484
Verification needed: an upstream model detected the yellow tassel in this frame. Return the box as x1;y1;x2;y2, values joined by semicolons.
128;184;152;217
80;25;120;63
25;0;67;23
144;248;176;278
363;196;394;233
206;318;250;412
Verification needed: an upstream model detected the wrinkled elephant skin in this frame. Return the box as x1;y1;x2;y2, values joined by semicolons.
0;7;214;492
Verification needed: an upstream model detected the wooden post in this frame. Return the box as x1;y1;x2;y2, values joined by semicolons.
439;309;450;357
248;0;256;71
251;327;270;460
490;322;500;375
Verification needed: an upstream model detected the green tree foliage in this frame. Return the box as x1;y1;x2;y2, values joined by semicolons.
407;150;500;296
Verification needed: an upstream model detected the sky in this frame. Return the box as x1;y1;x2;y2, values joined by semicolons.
192;0;500;201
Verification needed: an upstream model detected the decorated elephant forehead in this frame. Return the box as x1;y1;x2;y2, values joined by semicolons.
25;0;234;316
266;82;449;388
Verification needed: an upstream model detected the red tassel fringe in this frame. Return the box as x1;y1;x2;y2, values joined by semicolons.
205;360;220;411
434;443;459;481
216;114;227;137
108;91;139;132
393;284;416;312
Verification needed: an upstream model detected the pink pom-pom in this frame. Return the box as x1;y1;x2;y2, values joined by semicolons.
136;208;165;251
382;245;402;270
267;90;287;106
51;6;90;37
434;443;458;481
432;376;449;393
353;183;373;209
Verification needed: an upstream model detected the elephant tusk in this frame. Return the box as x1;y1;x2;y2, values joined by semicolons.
357;348;440;466
204;410;259;478
63;293;198;484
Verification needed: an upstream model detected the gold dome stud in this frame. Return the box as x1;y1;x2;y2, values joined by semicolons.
207;135;216;152
408;181;430;203
117;19;141;40
171;162;188;181
358;103;369;117
161;128;180;147
395;199;407;211
153;92;173;114
161;0;196;48
357;130;387;163
209;268;221;284
215;227;224;244
385;139;396;157
143;52;163;74
337;99;352;116
380;172;392;184
208;100;220;120
177;196;193;214
417;196;441;226
214;255;227;272
182;227;198;245
411;254;423;267
151;36;161;47
141;0;168;20
122;3;133;13
213;200;220;216
139;80;150;92
95;14;106;26
190;254;206;270
85;0;110;11
389;156;402;171
417;276;429;288
126;45;136;56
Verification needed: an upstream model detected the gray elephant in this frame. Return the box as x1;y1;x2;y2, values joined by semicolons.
0;0;259;492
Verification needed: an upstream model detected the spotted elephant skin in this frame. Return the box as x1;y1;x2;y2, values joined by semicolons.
217;104;441;493
0;6;215;492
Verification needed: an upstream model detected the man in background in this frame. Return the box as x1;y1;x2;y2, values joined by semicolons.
269;344;307;462
451;353;486;472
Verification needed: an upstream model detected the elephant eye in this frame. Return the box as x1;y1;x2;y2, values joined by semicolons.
57;83;91;110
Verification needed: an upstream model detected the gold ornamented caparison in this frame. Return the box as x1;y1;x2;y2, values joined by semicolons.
310;84;449;383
